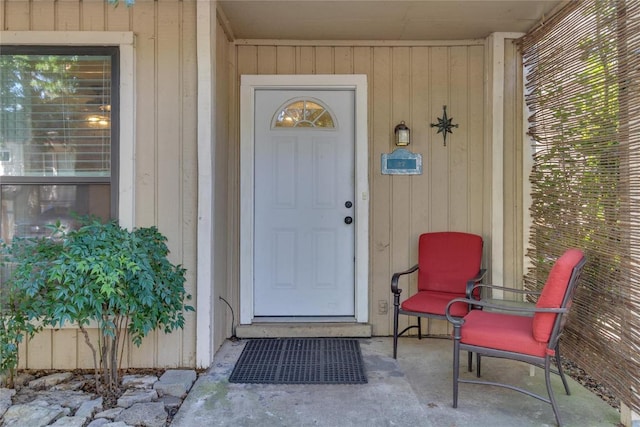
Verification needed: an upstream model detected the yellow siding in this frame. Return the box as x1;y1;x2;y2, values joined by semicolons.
231;43;495;336
2;0;526;368
215;16;232;351
4;0;199;369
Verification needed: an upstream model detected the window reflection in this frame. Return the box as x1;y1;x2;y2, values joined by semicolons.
274;99;336;128
0;184;110;244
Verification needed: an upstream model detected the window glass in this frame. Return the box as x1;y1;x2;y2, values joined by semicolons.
1;184;110;242
0;47;118;245
0;52;112;178
273;99;335;128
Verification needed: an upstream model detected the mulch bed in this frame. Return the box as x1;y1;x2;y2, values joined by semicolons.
559;359;620;409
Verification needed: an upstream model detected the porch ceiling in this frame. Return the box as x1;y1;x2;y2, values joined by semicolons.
217;1;567;41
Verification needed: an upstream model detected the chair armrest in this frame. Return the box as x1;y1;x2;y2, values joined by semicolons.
465;269;487;299
445;297;568;325
471;283;541;300
390;264;418;295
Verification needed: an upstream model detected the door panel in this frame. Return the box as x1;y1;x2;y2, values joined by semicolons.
254;89;355;316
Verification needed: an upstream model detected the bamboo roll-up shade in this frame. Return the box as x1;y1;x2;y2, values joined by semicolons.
518;0;640;414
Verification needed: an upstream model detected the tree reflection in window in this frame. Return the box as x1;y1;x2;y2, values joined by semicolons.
273;99;335;128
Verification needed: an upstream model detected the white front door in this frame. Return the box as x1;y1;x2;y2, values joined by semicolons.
253;89;355;316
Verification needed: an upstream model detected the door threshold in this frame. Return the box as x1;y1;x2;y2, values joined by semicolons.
252;316;356;323
235;321;372;339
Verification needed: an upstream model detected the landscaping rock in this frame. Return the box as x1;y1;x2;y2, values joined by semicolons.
1;369;198;427
116;388;158;408
122;375;158;389
28;372;74;390
153;370;197;398
50;415;89;426
115;401;167;427
13;373;36;389
1;402;68;426
33;390;93;411
94;406;124;420
0;388;16;418
75;397;103;418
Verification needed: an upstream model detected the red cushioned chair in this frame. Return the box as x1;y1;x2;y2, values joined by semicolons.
445;249;586;427
391;232;485;359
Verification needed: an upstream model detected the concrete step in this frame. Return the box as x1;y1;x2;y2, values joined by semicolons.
236;322;372;338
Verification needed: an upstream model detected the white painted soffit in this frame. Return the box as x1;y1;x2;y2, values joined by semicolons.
218;0;567;41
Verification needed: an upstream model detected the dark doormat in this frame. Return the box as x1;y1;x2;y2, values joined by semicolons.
228;338;368;384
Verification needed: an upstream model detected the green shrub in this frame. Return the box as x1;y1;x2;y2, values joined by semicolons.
0;216;193;395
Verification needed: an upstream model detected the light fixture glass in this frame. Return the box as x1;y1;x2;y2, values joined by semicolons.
394;121;410;146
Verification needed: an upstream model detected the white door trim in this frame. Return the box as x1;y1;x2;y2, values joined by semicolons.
240;74;369;325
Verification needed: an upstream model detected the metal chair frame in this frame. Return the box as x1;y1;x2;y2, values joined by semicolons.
391;265;486;360
445;255;587;426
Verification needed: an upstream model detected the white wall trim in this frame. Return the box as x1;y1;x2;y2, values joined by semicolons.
0;31;135;228
487;32;523;297
233;39;485;47
118;42;136;229
488;33;505;298
195;1;216;368
0;31;134;46
239;74;369;325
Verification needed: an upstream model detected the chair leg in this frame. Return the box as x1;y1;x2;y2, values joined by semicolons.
393;294;400;359
452;325;461;408
545;357;563;426
555;344;571;395
476;353;482;377
418;317;422;340
467;351;472;372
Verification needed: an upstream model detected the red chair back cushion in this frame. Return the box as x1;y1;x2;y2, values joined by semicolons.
532;249;585;343
417;232;483;294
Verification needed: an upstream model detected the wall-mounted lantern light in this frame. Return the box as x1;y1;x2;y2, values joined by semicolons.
394;121;410;146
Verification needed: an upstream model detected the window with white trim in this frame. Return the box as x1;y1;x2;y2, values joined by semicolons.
0;46;118;243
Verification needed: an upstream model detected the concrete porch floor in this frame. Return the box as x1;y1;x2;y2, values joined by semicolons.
171;336;620;427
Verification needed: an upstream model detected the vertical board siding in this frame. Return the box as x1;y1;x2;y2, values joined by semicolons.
128;0;159;369
371;47;394;336
4;0;30;30
31;1;54;30
104;1;130;32
80;1;107;31
215;18;232;352
233;43;488;336
56;1;80;31
6;0;198;369
3;0;525;367
180;0;198;366
224;26;241;351
156;0;184;367
390;47;412;335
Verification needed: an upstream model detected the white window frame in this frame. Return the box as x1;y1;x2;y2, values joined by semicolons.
0;31;136;229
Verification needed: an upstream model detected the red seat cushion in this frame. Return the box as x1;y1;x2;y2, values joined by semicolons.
418;232;483;294
532;249;585;343
461;310;548;357
401;291;470;318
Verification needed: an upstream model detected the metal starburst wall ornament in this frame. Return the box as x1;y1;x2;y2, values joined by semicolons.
430;105;458;146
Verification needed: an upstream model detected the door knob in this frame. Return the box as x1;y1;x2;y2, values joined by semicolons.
345;201;353;208
344;216;353;224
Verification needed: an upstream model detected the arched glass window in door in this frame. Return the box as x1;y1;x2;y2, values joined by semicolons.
273;98;336;128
